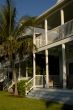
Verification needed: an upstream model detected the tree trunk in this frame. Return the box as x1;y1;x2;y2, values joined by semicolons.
13;69;18;96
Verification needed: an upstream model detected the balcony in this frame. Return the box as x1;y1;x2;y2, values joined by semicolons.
35;19;73;48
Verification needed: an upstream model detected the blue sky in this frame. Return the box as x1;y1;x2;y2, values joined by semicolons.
0;0;57;20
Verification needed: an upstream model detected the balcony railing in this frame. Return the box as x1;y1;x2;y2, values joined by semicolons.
35;19;73;48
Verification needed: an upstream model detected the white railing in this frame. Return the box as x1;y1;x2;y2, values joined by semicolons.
35;19;73;48
25;75;61;95
25;77;34;95
35;75;44;87
18;77;30;81
35;75;60;87
36;35;45;48
0;72;6;83
25;75;44;95
3;80;12;90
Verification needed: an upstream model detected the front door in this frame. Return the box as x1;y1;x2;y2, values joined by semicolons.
49;55;60;88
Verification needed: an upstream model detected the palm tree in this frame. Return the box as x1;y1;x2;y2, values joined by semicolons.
0;0;34;95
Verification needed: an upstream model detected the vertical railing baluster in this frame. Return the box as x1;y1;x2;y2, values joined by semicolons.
35;20;73;48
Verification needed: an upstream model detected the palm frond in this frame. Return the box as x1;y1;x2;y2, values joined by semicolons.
0;0;16;40
0;0;35;62
14;16;35;38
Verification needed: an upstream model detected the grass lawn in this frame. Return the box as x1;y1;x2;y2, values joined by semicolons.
0;91;73;110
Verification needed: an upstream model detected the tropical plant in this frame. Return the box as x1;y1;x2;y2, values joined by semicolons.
17;80;27;96
0;0;34;95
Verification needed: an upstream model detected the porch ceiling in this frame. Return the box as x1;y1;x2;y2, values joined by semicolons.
35;0;73;29
35;0;72;24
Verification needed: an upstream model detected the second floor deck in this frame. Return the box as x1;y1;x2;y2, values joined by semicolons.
35;19;73;51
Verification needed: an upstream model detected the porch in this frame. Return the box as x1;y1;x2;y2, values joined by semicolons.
31;41;73;95
35;19;73;49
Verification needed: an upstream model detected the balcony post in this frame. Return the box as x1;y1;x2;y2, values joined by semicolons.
60;9;64;25
26;67;28;78
61;9;65;38
45;19;49;88
62;44;66;89
60;9;66;88
45;19;48;45
45;49;49;88
33;28;36;88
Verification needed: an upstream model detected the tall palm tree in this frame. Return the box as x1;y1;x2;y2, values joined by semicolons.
0;0;34;95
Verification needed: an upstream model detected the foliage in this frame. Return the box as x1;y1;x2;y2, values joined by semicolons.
0;0;35;95
17;80;27;96
0;0;34;58
12;80;27;96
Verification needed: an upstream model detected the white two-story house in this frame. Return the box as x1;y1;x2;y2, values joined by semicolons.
32;0;73;90
1;0;73;93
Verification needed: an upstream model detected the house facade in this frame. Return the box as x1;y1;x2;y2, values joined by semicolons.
0;0;73;92
32;0;73;90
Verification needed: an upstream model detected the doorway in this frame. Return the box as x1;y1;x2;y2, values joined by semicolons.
49;55;60;88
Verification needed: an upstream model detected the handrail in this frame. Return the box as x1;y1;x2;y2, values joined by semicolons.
26;77;33;85
35;75;44;76
25;77;34;95
25;75;46;95
36;19;73;34
47;19;73;33
35;19;73;48
3;80;13;90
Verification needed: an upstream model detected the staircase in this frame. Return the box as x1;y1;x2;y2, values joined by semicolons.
27;88;73;105
0;73;6;90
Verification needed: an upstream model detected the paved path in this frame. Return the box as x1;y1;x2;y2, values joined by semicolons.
27;88;73;105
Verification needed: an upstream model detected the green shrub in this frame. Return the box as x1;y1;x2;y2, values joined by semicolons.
17;80;27;96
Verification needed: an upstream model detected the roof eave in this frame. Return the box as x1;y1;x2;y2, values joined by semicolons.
35;0;68;23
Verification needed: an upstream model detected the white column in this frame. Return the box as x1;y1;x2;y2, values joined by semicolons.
60;9;66;88
60;9;64;25
61;9;64;38
45;49;49;88
45;19;48;45
62;44;66;88
26;67;28;78
33;28;36;88
45;19;49;88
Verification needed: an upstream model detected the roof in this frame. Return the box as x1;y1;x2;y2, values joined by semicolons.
35;0;71;23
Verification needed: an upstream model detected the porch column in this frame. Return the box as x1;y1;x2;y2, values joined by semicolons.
26;67;28;78
60;9;66;88
62;44;66;89
45;49;49;88
45;19;48;45
60;9;64;25
45;19;49;88
33;28;36;88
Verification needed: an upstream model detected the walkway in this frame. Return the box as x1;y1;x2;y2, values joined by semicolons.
27;88;73;105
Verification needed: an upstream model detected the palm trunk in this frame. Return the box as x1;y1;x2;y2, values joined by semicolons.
13;68;18;96
11;58;18;96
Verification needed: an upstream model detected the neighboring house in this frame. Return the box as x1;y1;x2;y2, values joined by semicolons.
32;0;73;90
